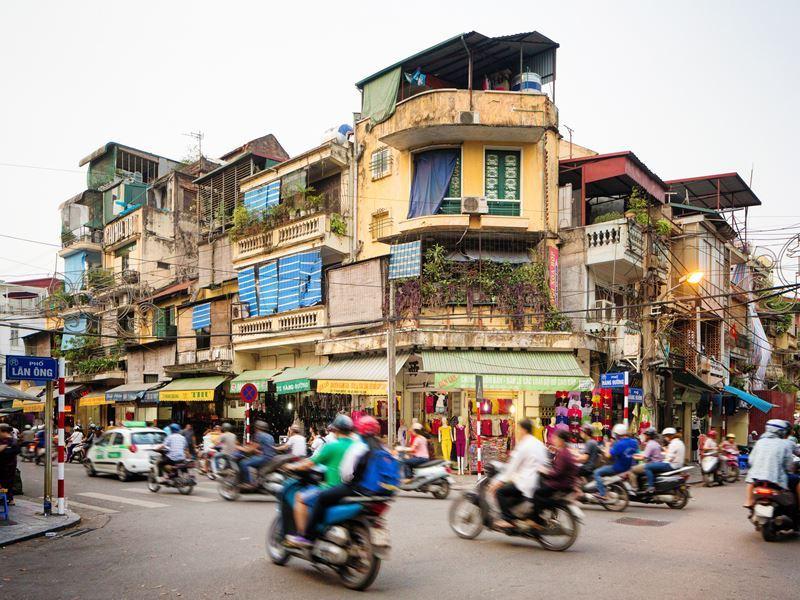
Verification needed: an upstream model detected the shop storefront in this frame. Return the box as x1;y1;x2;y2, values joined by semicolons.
228;369;283;435
273;366;325;434
77;393;116;428
105;382;164;426
158;376;227;433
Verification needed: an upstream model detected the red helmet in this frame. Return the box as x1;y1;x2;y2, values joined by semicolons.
356;416;381;437
707;430;717;438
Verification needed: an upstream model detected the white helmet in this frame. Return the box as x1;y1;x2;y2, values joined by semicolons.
612;424;629;438
765;419;791;436
661;427;677;436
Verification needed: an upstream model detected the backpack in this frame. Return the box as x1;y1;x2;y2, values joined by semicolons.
356;447;400;495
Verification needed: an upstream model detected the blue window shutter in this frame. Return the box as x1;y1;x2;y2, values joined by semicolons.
236;267;258;317
298;250;322;307
243;181;281;215
389;241;422;279
265;180;280;208
257;261;279;315
191;302;212;330
277;255;302;313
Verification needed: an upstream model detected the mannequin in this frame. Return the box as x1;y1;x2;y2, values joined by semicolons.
438;420;453;465
397;419;408;447
454;417;467;475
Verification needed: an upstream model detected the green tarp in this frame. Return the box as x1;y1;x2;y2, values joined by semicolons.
361;67;401;126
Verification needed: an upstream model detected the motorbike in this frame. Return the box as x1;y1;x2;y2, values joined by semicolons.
577;474;629;512
448;460;583;552
267;468;393;591
398;457;454;499
197;447;218;480
748;480;800;542
147;450;197;495
20;441;37;463
722;451;741;483
217;452;296;501
68;443;86;464
701;450;725;487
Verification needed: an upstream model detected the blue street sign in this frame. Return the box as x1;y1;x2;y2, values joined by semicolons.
5;355;58;382
600;372;628;388
628;387;644;404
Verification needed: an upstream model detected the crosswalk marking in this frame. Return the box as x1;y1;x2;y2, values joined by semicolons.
77;492;169;509
66;500;120;514
123;487;216;503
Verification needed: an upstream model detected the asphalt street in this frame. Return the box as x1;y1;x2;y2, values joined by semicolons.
2;461;798;600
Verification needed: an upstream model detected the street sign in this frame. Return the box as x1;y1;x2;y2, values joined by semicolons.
5;355;58;383
600;371;627;388
240;382;258;404
628;387;644;404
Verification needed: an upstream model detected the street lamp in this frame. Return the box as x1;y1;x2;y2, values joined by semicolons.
667;270;704;294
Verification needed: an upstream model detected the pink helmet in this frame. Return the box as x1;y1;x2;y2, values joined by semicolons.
356;416;381;437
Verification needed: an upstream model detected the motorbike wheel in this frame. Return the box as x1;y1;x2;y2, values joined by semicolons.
432;479;451;500
84;460;97;477
601;483;629;512
666;487;690;510
448;496;484;539
761;520;779;542
339;522;381;591
536;506;579;552
218;476;240;501
725;464;740;483
266;517;290;565
147;473;161;493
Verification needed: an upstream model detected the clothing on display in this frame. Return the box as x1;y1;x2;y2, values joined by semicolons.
435;393;447;414
425;394;435;414
455;425;467;457
439;424;453;463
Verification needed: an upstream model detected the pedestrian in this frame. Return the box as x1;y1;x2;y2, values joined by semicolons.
0;423;20;505
308;426;325;456
183;424;197;458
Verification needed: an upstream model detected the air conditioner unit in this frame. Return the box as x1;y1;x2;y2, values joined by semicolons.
593;299;615;324
231;303;250;320
461;196;488;215
459;111;480;125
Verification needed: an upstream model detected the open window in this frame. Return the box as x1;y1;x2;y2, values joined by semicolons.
407;148;460;218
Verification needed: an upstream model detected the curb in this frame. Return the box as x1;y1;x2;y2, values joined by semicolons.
0;513;81;547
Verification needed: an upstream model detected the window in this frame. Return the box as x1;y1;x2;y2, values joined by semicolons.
370;147;392;180
237;250;323;317
196;326;211;351
132;432;165;445
594;285;625;321
143;374;159;384
280;170;307;201
484;149;521;216
446;153;462;199
9;328;19;345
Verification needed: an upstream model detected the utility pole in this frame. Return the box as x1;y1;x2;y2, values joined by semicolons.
387;280;397;448
641;208;656;429
43;380;53;516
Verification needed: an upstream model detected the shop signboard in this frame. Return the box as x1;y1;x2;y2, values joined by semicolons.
600;372;627;388
316;380;387;396
435;373;593;393
628;387;644;404
275;379;311;395
160;389;215;402
5;355;58;383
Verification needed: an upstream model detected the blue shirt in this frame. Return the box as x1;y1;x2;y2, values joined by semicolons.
255;432;276;461
610;438;639;473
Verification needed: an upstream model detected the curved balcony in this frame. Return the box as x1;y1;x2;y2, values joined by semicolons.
370;89;558;151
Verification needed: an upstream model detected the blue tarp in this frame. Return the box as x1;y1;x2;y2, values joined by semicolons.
723;385;774;413
61;316;88;350
407;150;457;218
63;251;87;293
192;302;211;330
258;261;279;315
243;180;281;215
237;267;258;317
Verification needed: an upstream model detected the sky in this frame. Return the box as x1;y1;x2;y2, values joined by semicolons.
1;0;799;283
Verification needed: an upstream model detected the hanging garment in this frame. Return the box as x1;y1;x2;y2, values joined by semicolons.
498;398;513;414
439;425;453;462
533;418;545;442
435;394;447;414
545;424;556;444
430;418;442;435
492;418;501;436
425;394;435;414
499;419;510;436
480;420;492;437
455;425;467;457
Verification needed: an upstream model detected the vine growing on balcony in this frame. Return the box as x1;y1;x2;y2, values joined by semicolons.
394;244;571;331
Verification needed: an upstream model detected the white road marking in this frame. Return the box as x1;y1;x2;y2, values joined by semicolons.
77;492;169;509
123;487;216;503
65;500;120;514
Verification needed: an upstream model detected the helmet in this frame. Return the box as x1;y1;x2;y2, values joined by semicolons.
356;416;381;437
725;433;736;439
707;430;717;439
221;422;233;433
765;419;791;436
24;424;31;430
611;424;629;438
661;427;677;437
581;424;593;436
254;420;268;432
330;414;353;433
644;427;657;439
169;423;181;433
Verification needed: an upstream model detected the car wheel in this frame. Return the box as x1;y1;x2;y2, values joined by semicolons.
117;463;131;482
85;460;97;477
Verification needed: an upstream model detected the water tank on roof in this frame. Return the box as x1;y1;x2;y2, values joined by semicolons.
321;124;353;145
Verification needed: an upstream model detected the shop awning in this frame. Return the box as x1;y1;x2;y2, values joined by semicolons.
273;366;325;396
723;385;774;414
80;394;114;407
0;381;40;401
229;369;283;394
315;354;410;396
422;350;593;392
105;382;163;403
159;376;226;402
661;368;718;394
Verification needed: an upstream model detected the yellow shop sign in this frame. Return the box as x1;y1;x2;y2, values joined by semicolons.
316;380;387;396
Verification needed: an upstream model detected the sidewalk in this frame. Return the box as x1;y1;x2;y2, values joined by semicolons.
0;499;80;546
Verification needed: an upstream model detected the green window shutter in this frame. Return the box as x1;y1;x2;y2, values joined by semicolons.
484;150;520;201
153;308;166;338
165;306;177;339
447;153;462;199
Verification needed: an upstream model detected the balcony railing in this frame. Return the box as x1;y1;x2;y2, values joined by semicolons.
584;218;644;284
104;209;141;248
61;226;103;249
232;213;348;264
232;306;326;343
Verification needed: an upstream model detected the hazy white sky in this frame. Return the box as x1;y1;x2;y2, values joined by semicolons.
1;0;798;281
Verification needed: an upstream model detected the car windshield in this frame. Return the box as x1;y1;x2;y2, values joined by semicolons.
132;432;166;446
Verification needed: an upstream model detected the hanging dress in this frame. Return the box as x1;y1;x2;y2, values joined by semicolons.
455;425;467;457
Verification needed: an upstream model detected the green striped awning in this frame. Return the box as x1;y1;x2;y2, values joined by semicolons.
229;369;283;394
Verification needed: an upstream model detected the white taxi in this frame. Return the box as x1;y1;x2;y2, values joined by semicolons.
84;424;167;481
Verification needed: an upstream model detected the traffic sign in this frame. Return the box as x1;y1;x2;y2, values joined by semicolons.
240;382;258;404
600;372;628;388
5;355;58;383
628;387;644;404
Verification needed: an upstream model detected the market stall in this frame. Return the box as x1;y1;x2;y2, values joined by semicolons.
158;376;228;433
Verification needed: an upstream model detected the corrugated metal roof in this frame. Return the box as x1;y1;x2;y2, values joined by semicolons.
159;376;227;392
0;382;39;401
272;365;325;383
314;354;410;382
421;350;584;376
723;385;774;414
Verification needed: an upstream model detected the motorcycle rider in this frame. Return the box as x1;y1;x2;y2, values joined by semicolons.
284;414;355;547
577;424;601;479
744;419;799;509
593;424;638;501
396;422;429;480
530;429;579;528
215;422;243;470
638;427;686;494
66;426;84;462
239;420;276;488
276;424;307;458
630;428;663;491
720;433;739;477
21;424;35;445
159;423;189;479
489;418;549;529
